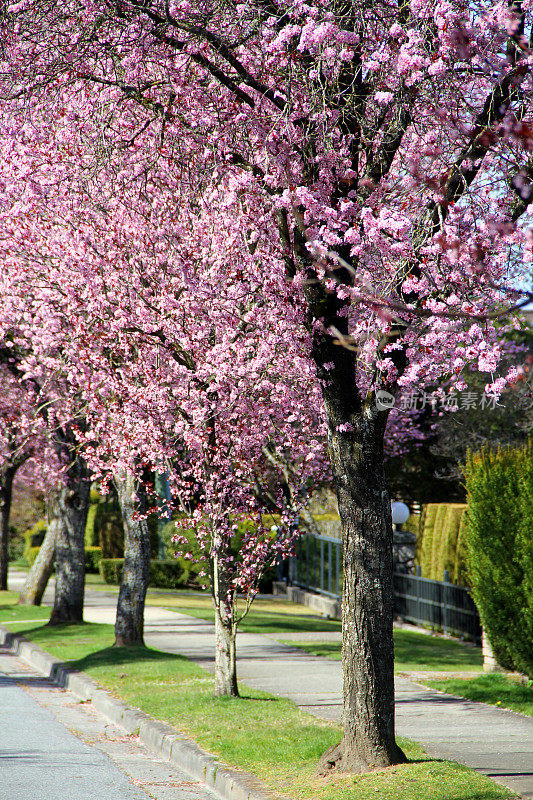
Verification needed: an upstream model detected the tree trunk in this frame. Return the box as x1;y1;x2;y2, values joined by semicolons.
0;466;16;591
49;470;91;625
114;471;150;646
213;551;239;697
18;508;57;606
295;226;404;774
318;417;405;774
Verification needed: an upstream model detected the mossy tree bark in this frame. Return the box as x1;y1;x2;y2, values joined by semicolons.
49;444;91;625
114;471;151;647
298;233;405;775
321;418;405;773
213;548;239;697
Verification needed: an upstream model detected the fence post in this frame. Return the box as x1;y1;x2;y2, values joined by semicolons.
443;569;450;636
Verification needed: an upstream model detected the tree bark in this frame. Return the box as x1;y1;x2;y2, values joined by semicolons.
18;506;57;606
213;550;239;697
0;465;16;591
114;471;150;646
318;416;405;774
49;462;91;625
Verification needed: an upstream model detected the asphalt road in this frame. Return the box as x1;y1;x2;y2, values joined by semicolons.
0;647;218;800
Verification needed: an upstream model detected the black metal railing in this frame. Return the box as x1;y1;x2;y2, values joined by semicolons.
289;532;481;643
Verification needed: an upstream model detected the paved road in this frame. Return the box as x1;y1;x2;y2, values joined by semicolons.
0;629;219;799
7;571;533;799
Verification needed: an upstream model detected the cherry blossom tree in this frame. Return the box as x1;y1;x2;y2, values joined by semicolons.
1;0;532;773
0;129;328;682
0;299;92;622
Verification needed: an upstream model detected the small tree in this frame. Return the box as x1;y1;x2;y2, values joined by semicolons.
464;443;533;677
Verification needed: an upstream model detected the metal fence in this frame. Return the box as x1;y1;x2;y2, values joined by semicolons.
289;532;481;644
393;568;481;643
289;530;343;597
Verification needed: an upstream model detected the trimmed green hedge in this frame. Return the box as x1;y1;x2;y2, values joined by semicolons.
416;502;468;583
27;545;103;573
98;557;196;589
463;443;533;677
160;513;281;592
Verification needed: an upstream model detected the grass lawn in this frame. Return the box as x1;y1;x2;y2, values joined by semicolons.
0;593;517;800
282;628;483;673
424;674;533;717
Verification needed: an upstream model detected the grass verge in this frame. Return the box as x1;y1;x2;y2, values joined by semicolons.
424;674;533;717
281;628;483;673
0;594;516;800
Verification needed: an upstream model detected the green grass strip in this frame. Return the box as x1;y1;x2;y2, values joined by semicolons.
0;596;516;800
424;674;533;717
281;628;483;673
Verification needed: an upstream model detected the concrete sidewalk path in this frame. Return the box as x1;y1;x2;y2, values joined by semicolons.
8;571;533;799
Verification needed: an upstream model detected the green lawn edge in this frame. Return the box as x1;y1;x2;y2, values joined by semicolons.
280;628;483;673
423;675;533;717
0;598;518;800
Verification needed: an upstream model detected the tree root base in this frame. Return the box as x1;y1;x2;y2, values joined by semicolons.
317;740;407;777
114;636;145;647
48;611;84;626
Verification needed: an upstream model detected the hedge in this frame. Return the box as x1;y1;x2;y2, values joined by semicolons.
27;546;103;573
98;557;198;589
463;443;533;677
416;502;468;582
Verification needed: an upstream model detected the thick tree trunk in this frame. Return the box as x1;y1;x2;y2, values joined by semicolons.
49;469;91;625
18;507;57;606
318;417;405;774
213;550;238;697
297;230;404;774
114;472;150;646
0;466;16;591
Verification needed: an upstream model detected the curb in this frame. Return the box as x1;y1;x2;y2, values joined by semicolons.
0;625;282;800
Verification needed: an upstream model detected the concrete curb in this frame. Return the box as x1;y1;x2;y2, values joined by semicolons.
0;626;281;800
272;581;341;619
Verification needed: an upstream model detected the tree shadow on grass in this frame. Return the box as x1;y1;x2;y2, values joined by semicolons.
63;644;191;673
169;607;342;634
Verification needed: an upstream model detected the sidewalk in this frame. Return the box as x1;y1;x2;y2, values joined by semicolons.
8;571;533;799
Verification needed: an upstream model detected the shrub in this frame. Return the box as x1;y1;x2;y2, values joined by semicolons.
416;502;467;582
8;531;25;561
26;546;42;567
99;557;195;589
437;504;467;579
94;495;124;558
453;512;469;586
463;443;533;678
160;512;282;593
149;559;192;589
99;558;123;584
84;496;100;547
84;546;103;573
23;519;47;565
403;513;420;537
418;503;438;576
